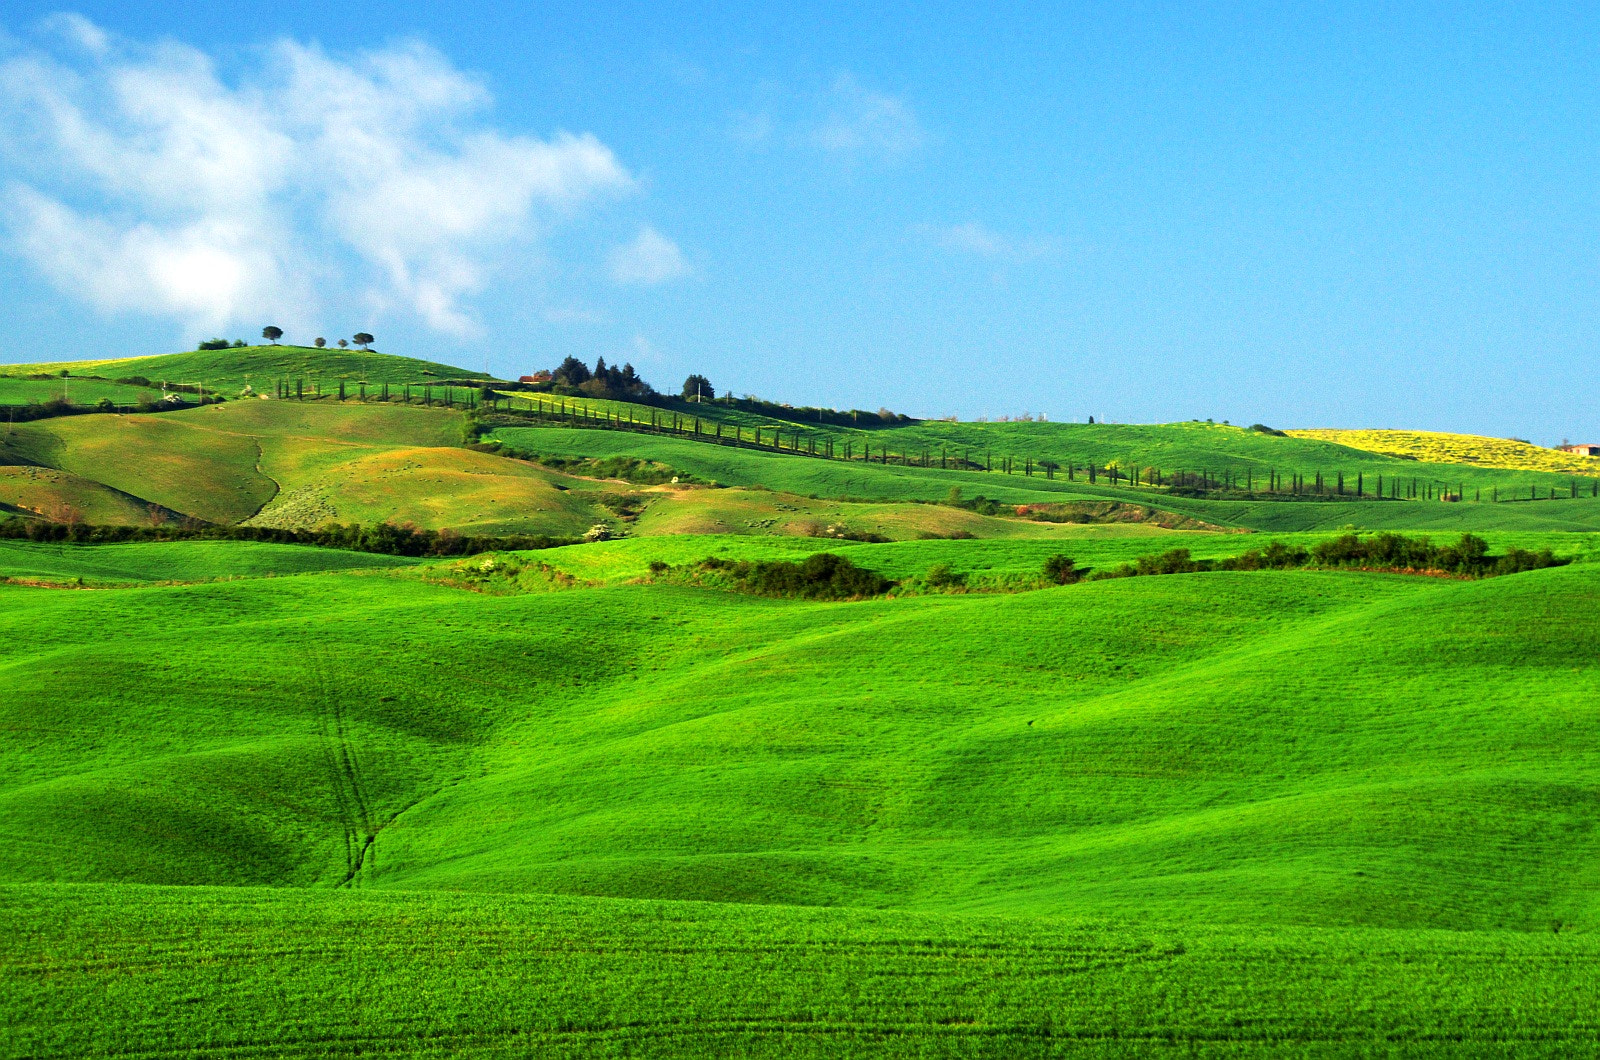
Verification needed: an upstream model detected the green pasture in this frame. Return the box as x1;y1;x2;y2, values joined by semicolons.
9;342;1600;1054
5;550;1600;1052
0;539;419;585
0;374;160;406
5;344;489;394
491;395;1599;493
7;882;1600;1058
493;426;1600;533
2;400;611;535
509;529;1599;588
3;557;1597;923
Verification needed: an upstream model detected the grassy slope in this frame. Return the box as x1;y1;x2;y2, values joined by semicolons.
6;540;1600;1053
4;344;489;392
2;401;610;534
625;485;1175;540
0;539;419;585
3;558;1597;927
496;396;1599;491
518;530;1600;586
0;466;180;524
0;375;161;405
8;883;1599;1058
494;426;1600;533
1292;427;1600;474
7;408;277;523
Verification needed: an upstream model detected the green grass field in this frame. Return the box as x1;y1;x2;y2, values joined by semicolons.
10;883;1600;1058
491;394;1599;495
7;344;1600;1055
493;426;1600;533
0;374;161;406
5;344;489;394
4;543;1600;1053
0;538;420;585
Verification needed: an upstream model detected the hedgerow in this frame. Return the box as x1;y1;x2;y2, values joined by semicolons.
1092;533;1567;581
693;552;894;600
0;516;573;558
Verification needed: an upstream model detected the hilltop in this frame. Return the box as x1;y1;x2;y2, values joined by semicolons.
1;344;489;397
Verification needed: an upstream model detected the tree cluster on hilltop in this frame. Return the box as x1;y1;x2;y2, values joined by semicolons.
195;328;374;351
525;356;658;400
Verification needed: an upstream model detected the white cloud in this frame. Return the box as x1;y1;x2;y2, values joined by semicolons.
813;74;922;161
37;13;110;55
922;222;1061;262
608;225;690;285
0;20;635;337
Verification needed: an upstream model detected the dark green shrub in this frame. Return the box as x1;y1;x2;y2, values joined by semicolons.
925;563;966;588
1042;554;1081;585
696;553;892;600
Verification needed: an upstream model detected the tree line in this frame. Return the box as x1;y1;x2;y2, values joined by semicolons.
0;517;573;557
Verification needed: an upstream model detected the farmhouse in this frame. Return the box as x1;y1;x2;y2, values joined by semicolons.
1557;443;1600;456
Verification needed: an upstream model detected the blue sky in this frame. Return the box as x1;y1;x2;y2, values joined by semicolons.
1;3;1597;441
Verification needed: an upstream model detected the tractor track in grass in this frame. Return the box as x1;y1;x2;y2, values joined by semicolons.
305;655;439;889
305;659;375;887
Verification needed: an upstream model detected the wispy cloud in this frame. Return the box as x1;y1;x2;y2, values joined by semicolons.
921;222;1061;262
608;225;690;285
729;72;923;164
0;19;635;337
812;74;923;162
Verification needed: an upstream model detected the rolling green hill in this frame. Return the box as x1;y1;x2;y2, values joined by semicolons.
0;538;420;585
10;343;1600;1054
493;426;1600;533
4;344;489;395
490;392;1599;494
4;541;1600;1053
8;344;1600;542
0;555;1595;910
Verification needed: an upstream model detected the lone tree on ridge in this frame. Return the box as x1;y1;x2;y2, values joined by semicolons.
352;332;374;350
682;374;714;402
314;337;326;348
262;325;283;344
